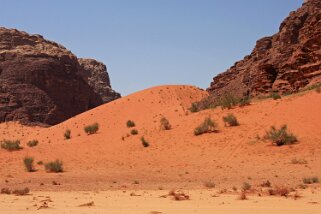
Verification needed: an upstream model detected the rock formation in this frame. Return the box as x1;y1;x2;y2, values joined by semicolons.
207;0;321;98
0;27;120;125
78;58;121;103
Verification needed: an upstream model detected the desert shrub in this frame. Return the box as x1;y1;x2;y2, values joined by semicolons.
45;160;63;173
12;187;30;196
64;129;71;139
194;117;217;136
141;137;150;147
130;129;138;135
239;96;251;107
242;182;251;191
190;103;199;113
37;161;43;165
218;94;239;109
84;123;99;135
271;92;281;100
27;140;38;147
268;186;290;197
126;120;135;128
160;117;172;130
1;188;11;194
23;157;35;172
303;177;319;184
238;191;247;200
264;125;297;146
1;140;22;151
260;180;271;187
223;114;239;126
291;158;307;165
204;180;215;188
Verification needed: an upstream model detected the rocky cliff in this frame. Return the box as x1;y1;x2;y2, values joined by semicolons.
0;27;120;125
207;0;321;98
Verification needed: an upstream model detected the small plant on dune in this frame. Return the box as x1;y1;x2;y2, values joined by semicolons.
223;114;239;127
126;120;136;128
23;157;35;172
218;93;239;109
239;96;251;107
45;160;63;173
64;129;71;140
141;137;150;147
204;180;215;188
241;182;251;192
238;191;247;200
194;117;217;136
12;187;30;196
1;188;11;195
1;140;22;151
271;92;281;100
160;117;172;130
264;125;297;146
131;129;138;135
303;177;319;184
27;140;39;147
190;103;199;113
268;186;290;197
84;123;99;135
291;158;307;165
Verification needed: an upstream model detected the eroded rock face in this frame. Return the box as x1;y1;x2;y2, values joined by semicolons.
207;0;321;98
0;27;119;125
78;58;121;103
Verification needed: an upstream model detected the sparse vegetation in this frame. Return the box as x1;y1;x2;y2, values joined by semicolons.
204;180;215;188
303;177;319;184
271;92;281;100
141;137;150;147
27;140;39;147
218;93;239;109
268;186;290;197
264;125;297;146
23;157;35;172
291;158;307;165
45;160;63;173
1;188;11;194
160;117;172;130
190;103;199;113
223;114;239;126
238;191;247;200
64;129;71;140
239;96;251;107
130;129;138;135
84;123;99;135
194;117;217;136
127;120;136;128
12;187;30;196
316;86;321;93
1;140;22;151
242;182;251;191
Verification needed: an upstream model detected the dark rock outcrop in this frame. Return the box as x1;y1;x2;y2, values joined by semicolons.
0;27;119;125
78;58;121;103
207;0;321;98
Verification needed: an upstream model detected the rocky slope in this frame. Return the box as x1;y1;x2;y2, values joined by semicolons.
0;27;120;125
207;0;321;98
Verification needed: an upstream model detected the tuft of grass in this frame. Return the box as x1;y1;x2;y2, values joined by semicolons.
190;103;199;113
194;117;217;136
12;187;30;196
223;114;239;126
241;182;251;191
45;160;63;173
271;92;281;100
303;177;319;184
264;125;297;146
64;129;71;140
23;157;35;172
127;120;136;128
27;140;39;147
130;129;138;135
1;140;22;151
141;137;150;147
84;123;99;135
160;117;172;130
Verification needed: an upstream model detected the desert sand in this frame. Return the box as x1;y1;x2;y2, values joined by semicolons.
1;85;321;213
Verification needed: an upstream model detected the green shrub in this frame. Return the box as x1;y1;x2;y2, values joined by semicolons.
303;177;319;184
141;137;150;147
126;120;136;128
45;160;63;173
23;157;35;172
131;129;138;135
194;118;217;136
271;92;281;100
190;103;199;113
223;114;239;126
27;140;38;147
84;123;99;135
64;129;71;139
1;140;22;151
160;117;171;130
218;94;239;109
264;125;297;146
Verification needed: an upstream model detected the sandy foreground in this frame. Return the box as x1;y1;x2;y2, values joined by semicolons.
1;189;321;214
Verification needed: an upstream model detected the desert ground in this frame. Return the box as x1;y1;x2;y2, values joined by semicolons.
1;85;321;213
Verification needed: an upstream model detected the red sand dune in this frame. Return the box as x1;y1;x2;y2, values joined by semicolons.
0;85;321;191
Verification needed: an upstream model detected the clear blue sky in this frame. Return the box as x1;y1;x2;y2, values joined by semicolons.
1;0;302;95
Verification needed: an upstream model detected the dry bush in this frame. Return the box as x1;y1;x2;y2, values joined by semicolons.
268;186;290;197
141;137;150;147
23;157;35;172
291;158;307;165
204;180;215;188
223;114;239;126
126;120;135;128
241;182;251;192
1;188;11;194
27;140;39;147
264;125;297;146
168;190;190;201
84;123;99;135
64;129;71;140
160;117;172;130
303;177;319;184
45;160;63;173
12;187;30;196
1;140;22;151
260;180;271;187
130;129;138;135
238;191;247;200
194;117;217;136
